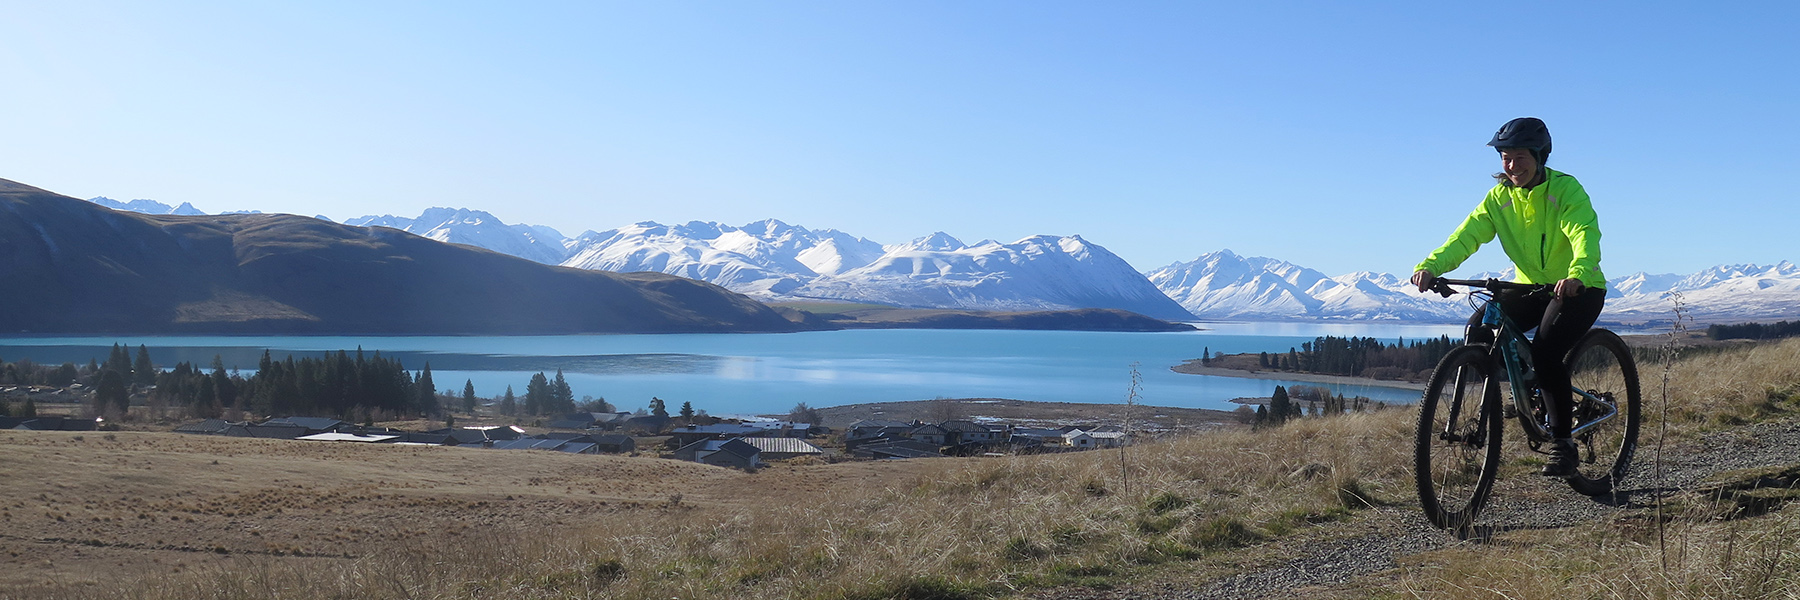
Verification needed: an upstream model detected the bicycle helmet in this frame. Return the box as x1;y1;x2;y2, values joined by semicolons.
1487;117;1551;164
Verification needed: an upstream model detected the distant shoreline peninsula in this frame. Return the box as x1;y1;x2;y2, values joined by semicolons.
1169;357;1427;392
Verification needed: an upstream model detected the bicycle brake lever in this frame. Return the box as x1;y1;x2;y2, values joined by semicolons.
1430;279;1455;298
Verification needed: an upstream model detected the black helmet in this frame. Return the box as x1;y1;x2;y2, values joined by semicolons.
1487;117;1551;164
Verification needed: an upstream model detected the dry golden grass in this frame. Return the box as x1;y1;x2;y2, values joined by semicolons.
1;412;1411;599
3;338;1796;600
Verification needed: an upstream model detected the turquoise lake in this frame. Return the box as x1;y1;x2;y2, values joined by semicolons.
0;322;1471;416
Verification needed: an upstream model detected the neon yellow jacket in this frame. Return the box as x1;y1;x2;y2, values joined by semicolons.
1415;168;1606;289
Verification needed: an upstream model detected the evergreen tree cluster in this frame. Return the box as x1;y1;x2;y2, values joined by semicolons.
1251;384;1384;429
1257;335;1457;379
520;370;576;416
1708;320;1800;341
151;348;437;421
1;345;157;391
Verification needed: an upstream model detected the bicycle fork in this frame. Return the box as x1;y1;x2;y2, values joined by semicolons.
1439;363;1487;446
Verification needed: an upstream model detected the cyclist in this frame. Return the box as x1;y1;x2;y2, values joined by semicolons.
1410;117;1608;477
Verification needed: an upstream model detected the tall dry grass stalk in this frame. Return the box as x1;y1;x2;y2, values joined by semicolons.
1657;291;1692;572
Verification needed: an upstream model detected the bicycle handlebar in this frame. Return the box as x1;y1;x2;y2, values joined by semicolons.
1428;277;1554;298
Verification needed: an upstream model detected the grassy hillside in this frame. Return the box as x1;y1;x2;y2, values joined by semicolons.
3;338;1796;599
0;178;800;334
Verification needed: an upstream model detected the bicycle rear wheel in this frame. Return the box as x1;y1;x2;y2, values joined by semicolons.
1563;328;1642;496
1415;346;1504;530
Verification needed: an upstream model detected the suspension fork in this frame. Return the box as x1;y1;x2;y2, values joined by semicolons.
1440;359;1487;445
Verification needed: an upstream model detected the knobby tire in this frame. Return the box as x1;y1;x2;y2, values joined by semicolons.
1562;328;1642;496
1415;345;1504;530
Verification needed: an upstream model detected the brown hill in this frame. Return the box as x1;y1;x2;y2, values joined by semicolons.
0;179;802;334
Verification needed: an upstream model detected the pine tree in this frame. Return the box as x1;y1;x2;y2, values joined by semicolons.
416;363;437;416
1269;386;1291;425
196;376;220;419
1254;404;1268;428
1202;347;1211;365
132;345;155;387
104;344;131;378
462;380;477;414
97;369;130;415
211;359;237;414
649;397;668;418
551;369;574;414
525;372;549;415
500;386;517;416
21;397;37;418
679;401;695;422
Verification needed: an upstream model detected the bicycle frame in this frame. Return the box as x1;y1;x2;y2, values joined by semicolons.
1459;281;1621;445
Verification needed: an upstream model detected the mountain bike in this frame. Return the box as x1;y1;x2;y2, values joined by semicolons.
1413;277;1641;530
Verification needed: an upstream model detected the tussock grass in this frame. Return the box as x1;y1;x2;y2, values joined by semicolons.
1652;337;1800;434
8;339;1799;599
7;409;1414;599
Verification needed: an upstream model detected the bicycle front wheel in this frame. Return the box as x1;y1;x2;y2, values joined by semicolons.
1415;345;1504;530
1563;328;1642;496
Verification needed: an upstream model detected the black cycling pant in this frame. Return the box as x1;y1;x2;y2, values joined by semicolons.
1464;286;1607;439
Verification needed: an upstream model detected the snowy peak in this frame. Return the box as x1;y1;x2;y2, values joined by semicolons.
902;232;967;252
88;197;206;215
797;233;1195;321
343;207;570;265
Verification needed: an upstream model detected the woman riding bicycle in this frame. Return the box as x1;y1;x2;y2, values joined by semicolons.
1410;117;1608;477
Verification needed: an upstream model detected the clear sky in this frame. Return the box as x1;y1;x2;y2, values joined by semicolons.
3;1;1794;278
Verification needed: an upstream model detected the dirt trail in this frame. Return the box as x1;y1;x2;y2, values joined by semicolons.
1053;418;1800;599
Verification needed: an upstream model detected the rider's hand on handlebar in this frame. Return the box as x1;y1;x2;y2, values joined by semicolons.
1555;278;1585;299
1412;270;1434;293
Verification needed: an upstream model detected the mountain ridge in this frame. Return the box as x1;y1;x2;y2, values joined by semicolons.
3;181;801;334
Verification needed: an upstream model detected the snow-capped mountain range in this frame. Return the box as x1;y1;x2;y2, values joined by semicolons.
1148;250;1800;324
558;220;1197;321
85;197;1800;324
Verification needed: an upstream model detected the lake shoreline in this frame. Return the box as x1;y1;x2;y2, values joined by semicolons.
1169;358;1428;392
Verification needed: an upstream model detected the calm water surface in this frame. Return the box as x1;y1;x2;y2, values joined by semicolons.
0;322;1469;416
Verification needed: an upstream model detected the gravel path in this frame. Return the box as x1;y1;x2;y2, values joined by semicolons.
1050;418;1800;600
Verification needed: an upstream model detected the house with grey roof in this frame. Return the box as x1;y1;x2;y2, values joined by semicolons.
738;437;824;461
673;438;763;470
852;439;944;460
591;434;636;454
700;438;762;470
5;416;99;431
940;420;1006;446
907;423;950;446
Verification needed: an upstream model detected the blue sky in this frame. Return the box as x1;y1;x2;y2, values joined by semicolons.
3;2;1794;278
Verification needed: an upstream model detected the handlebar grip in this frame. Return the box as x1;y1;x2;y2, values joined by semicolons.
1429;278;1455;298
